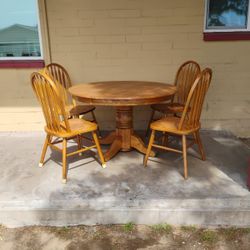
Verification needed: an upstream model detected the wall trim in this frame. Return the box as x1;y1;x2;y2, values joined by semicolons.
204;32;250;41
0;60;45;68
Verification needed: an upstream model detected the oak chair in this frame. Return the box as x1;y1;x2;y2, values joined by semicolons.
144;68;212;179
31;71;106;183
45;63;98;124
146;60;201;136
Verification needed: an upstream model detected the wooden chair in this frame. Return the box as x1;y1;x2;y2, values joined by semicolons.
31;71;106;183
146;60;201;136
144;68;212;179
45;63;98;123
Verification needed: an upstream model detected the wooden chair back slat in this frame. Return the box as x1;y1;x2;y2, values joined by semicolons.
46;63;72;88
178;68;212;130
31;71;71;134
45;63;74;107
173;60;201;104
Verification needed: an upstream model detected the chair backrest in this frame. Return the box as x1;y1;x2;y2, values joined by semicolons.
31;71;71;134
173;60;201;104
45;63;74;107
46;63;72;89
178;68;212;130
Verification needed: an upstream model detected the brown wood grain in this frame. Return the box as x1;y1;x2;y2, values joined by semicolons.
45;63;98;126
69;81;176;106
146;60;201;136
31;71;105;183
68;80;176;160
144;68;212;179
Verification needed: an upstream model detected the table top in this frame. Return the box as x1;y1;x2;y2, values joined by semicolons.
69;81;177;106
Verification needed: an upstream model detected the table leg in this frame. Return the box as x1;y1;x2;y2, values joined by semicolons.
131;134;155;157
99;131;116;145
103;106;154;161
104;136;122;161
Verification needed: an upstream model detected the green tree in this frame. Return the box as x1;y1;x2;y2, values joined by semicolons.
208;0;248;27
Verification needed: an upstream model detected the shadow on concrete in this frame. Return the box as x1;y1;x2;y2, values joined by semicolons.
0;131;250;227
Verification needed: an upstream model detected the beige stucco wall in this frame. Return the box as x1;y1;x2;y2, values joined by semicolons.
0;0;250;136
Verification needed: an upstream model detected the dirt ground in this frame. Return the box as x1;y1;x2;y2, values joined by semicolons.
0;224;250;250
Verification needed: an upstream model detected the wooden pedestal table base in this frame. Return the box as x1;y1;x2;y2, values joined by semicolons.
69;80;177;161
100;107;155;161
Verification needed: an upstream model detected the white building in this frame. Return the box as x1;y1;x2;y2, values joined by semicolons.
0;24;40;57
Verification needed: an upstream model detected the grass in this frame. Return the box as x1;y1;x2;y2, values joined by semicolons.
200;230;218;243
122;222;134;232
242;228;250;233
49;226;72;239
219;227;250;240
52;226;70;232
151;224;172;234
1;225;250;249
181;225;196;232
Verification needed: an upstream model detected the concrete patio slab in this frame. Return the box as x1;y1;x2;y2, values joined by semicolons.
0;131;249;227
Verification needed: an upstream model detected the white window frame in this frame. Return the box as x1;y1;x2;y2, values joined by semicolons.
0;0;44;61
204;0;250;33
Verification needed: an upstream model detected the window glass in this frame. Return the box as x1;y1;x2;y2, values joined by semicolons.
206;0;249;30
0;0;42;59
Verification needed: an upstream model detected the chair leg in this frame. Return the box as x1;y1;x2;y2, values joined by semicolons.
194;131;206;161
92;131;106;168
182;135;188;179
62;139;67;184
91;110;97;122
146;110;155;137
77;135;82;156
91;111;101;136
39;134;51;167
162;132;168;146
144;130;155;167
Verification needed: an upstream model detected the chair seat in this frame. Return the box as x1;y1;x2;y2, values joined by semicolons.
45;118;97;138
151;102;185;114
150;117;200;135
69;105;96;116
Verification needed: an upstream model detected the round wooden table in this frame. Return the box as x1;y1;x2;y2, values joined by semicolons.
69;81;176;161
